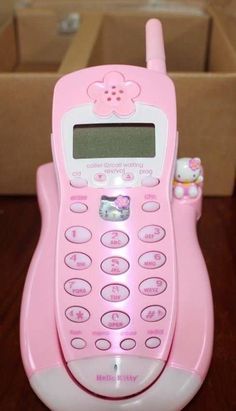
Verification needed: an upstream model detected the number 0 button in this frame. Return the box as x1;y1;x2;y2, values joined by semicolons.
65;226;92;244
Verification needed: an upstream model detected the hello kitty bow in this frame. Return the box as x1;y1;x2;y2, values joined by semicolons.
87;71;141;116
189;158;201;171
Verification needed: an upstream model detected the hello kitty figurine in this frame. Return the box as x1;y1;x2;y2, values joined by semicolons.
173;157;203;199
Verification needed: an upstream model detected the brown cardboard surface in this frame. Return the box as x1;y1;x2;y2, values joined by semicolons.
16;8;76;64
87;11;210;72
0;7;235;195
0;18;17;72
0;73;60;194
59;13;104;73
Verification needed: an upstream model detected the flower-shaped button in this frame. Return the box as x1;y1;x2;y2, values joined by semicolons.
87;71;141;117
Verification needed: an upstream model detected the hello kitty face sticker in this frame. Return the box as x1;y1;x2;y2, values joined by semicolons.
87;71;140;117
99;195;130;221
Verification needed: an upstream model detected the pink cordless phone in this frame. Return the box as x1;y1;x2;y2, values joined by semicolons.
20;19;213;411
52;19;176;398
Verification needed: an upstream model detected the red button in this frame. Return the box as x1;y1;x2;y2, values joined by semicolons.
65;306;90;323
101;231;129;248
141;305;166;322
101;311;130;329
101;257;129;275
138;251;166;269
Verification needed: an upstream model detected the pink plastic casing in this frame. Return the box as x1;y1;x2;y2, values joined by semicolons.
20;163;213;383
51;65;178;369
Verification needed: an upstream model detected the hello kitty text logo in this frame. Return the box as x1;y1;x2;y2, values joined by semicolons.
87;71;141;116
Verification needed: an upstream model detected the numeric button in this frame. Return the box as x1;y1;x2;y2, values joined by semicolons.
101;284;130;302
65;253;91;270
101;257;129;275
65;226;92;243
139;278;167;296
101;231;129;248
138;225;165;243
101;311;130;329
138;251;166;269
64;279;92;297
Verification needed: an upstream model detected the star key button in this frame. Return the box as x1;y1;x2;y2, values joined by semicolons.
65;306;90;323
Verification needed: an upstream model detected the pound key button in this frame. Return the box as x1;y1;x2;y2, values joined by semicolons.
141;305;166;322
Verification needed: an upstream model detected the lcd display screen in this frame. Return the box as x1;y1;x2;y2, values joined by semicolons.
73;123;155;159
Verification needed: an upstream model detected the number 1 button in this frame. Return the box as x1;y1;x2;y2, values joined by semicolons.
65;226;92;244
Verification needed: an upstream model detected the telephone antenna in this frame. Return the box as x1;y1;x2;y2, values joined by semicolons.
146;19;166;73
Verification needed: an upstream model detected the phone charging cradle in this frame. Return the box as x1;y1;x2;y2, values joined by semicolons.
20;163;213;411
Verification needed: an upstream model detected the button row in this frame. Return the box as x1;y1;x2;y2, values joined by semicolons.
65;251;166;270
65;306;166;326
71;337;161;350
65;226;165;245
70;201;160;214
70;176;160;188
64;278;167;298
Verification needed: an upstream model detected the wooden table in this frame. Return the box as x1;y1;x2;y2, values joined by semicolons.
0;195;235;410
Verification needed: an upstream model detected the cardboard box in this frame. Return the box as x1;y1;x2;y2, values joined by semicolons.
0;4;235;195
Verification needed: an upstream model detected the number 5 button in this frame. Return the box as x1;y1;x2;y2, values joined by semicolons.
65;226;92;243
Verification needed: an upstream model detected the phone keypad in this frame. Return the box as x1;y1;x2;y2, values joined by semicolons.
63;190;171;356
